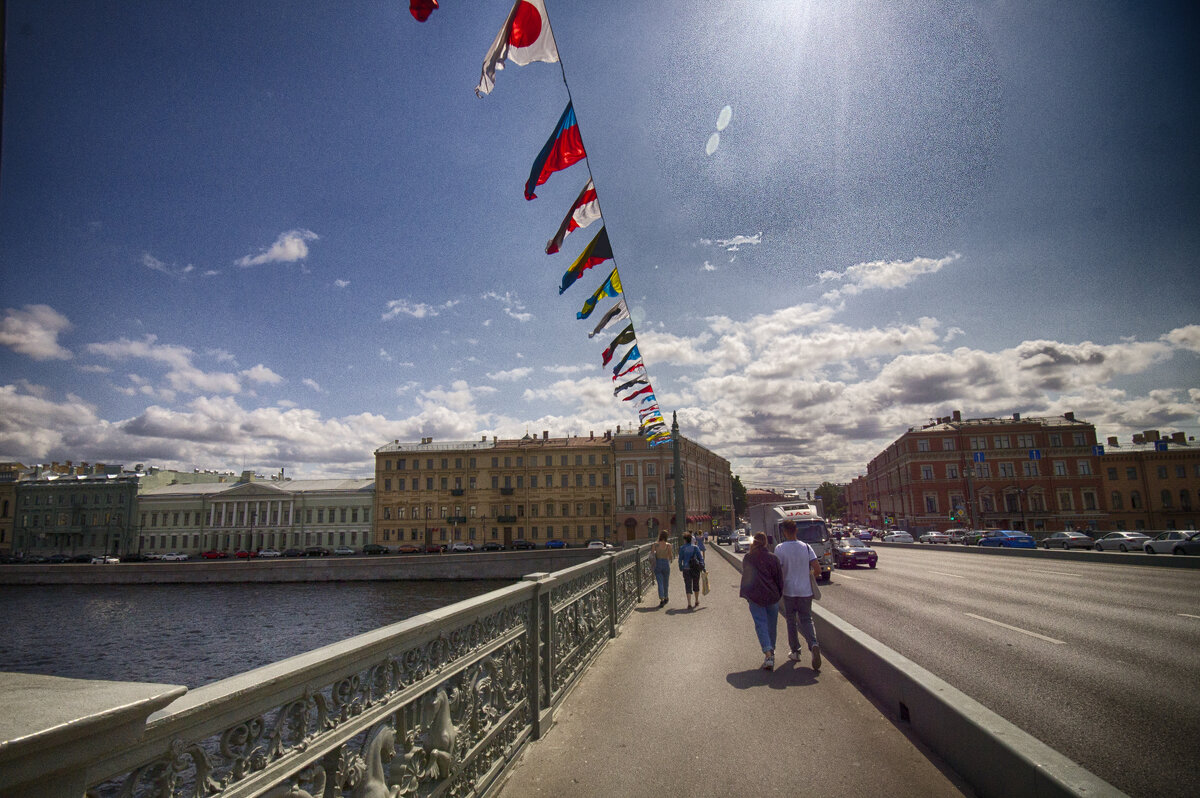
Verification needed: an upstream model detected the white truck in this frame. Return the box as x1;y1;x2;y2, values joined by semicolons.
747;501;834;582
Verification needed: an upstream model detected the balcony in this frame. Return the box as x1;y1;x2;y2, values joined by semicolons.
451;489;464;496
497;515;518;523
500;488;515;496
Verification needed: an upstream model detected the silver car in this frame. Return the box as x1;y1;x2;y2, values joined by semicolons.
1143;530;1200;555
733;534;751;553
1040;531;1094;549
1093;531;1150;552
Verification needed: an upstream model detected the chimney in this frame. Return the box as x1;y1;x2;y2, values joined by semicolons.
589;430;594;440
1172;431;1186;443
1133;434;1145;444
1064;411;1075;421
1013;413;1020;421
482;435;487;442
617;425;621;434
952;410;961;422
394;439;399;444
1107;436;1119;447
1144;430;1160;442
493;436;497;443
543;431;548;440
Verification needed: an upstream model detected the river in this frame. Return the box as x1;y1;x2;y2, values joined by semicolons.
0;580;511;687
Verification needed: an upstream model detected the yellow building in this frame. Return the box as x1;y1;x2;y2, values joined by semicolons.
1099;431;1199;531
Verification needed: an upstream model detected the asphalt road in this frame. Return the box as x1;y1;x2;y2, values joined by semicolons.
813;545;1200;798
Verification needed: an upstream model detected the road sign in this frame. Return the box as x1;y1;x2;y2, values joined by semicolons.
1093;445;1105;456
973;452;986;463
1029;449;1041;460
1155;441;1168;452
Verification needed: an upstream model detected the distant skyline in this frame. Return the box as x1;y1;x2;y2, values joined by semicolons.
1;0;1197;489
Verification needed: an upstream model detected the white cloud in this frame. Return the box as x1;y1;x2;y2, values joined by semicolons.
481;291;533;323
713;232;763;251
334;279;350;288
241;364;283;385
1163;324;1200;353
303;378;323;393
0;305;73;361
487;367;533;382
142;253;194;280
86;335;254;396
702;261;716;272
236;229;319;267
381;298;460;320
819;253;960;302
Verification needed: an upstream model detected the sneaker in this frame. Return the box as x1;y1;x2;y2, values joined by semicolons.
787;650;801;662
762;655;774;671
811;645;822;671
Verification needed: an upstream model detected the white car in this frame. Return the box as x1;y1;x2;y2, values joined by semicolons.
1094;531;1150;552
586;540;613;549
90;555;120;564
1143;530;1200;555
733;534;751;553
143;552;165;560
450;542;475;552
333;546;356;556
882;532;914;544
919;531;950;544
257;548;282;558
160;552;189;561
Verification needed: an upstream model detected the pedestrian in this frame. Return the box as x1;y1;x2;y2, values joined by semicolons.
774;519;822;671
651;529;673;607
739;532;783;670
678;532;706;609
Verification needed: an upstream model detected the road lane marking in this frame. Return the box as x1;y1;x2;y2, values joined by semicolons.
1179;613;1200;620
834;573;860;581
930;570;967;579
964;613;1066;644
1027;569;1078;577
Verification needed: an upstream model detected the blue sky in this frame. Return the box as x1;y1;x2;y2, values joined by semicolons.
1;0;1198;490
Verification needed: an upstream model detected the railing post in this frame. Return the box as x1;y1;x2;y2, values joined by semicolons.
606;552;618;639
522;572;550;740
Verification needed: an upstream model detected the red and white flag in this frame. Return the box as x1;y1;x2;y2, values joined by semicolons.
477;0;559;97
546;178;601;254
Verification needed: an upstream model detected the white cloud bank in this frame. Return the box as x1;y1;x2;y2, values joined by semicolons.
0;305;73;361
236;229;319;267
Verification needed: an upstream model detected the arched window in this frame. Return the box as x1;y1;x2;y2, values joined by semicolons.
1130;491;1142;509
1110;491;1123;510
1181;490;1192;511
1161;490;1173;509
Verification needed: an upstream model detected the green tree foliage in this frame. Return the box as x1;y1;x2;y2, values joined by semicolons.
815;481;846;519
732;475;748;517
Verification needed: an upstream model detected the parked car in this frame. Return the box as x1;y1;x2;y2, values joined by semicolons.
396;543;423;554
90;555;120;564
424;543;447;553
833;537;878;568
882;532;914;543
70;553;94;563
161;552;189;561
257;548;282;558
282;548;305;557
143;551;165;561
855;530;874;542
733;534;752;553
511;539;536;550
963;530;988;546
362;543;389;555
304;546;331;557
1040;531;1094;549
200;550;229;559
450;542;475;552
945;528;971;544
919;531;950;544
480;541;505;551
1094;531;1150;552
333;546;356;556
545;539;567;549
46;553;71;564
977;529;1036;548
586;540;613;549
1143;530;1200;555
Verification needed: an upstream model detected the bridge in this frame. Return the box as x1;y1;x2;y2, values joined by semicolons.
0;542;1131;798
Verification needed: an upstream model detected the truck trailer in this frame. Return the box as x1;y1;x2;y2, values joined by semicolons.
746;501;834;582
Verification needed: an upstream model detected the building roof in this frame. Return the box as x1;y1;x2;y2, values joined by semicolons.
139;478;373;498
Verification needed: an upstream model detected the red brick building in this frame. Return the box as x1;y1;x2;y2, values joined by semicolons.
865;411;1106;534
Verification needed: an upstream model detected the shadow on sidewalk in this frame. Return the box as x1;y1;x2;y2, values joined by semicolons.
726;663;820;690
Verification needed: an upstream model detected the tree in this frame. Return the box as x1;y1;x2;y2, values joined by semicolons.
731;475;748;518
814;482;846;519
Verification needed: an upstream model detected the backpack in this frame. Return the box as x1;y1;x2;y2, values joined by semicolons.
686;546;703;573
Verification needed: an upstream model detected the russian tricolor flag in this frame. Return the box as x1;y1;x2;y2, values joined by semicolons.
526;103;587;200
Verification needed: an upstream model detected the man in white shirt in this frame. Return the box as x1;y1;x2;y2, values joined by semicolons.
773;519;821;670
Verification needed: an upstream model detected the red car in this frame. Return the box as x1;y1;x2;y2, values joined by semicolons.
424;544;446;553
200;550;229;559
235;550;257;559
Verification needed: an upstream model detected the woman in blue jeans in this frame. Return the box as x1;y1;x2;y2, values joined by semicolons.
651;529;674;607
739;532;784;670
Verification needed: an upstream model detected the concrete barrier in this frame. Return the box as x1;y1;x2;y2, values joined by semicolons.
875;540;1200;569
0;548;607;585
711;543;1126;798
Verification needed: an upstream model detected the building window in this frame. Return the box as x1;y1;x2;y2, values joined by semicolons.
969;437;987;450
1049;433;1062;447
624;463;635;476
647;487;658;505
1161;490;1173;509
1005;494;1020;512
1016;434;1035;448
1082;491;1097;511
1110;491;1122;510
625;488;635;506
993;436;1010;449
1181;491;1192;511
924;495;937;513
1176;465;1186;478
920;465;934;480
1057;491;1073;511
917;439;930;452
646;463;657;475
943;438;955;451
976;463;991;478
1157;466;1168;479
998;463;1015;478
1126;467;1138;480
1107;468;1118;480
561;474;568;487
1077;461;1092;476
947;465;958;479
1022;462;1038;477
1054;461;1068;476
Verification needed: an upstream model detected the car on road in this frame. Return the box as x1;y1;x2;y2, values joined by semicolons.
511;539;536;550
977;529;1036;548
945;528;971;544
90;555;120;564
1143;530;1200;555
1040;531;1094;549
200;550;229;559
303;546;331;557
362;543;389;555
586;540;613;549
1094;531;1150;552
733;534;751;553
545;539;567;549
833;537;878;568
919;531;950;544
450;542;475;552
882;532;914;543
480;541;504;551
282;548;305;557
333;546;356;556
161;552;189;561
716;531;735;545
47;553;72;564
70;553;94;563
395;543;423;554
424;543;447;554
963;530;989;546
855;530;874;542
256;549;282;558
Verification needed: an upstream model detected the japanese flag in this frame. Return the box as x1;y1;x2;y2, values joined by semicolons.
477;0;559;97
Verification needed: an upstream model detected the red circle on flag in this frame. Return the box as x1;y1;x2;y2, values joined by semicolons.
509;1;543;48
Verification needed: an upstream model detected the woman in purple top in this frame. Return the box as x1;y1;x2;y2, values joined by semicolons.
738;532;784;670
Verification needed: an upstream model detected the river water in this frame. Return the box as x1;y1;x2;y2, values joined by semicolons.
0;580;510;688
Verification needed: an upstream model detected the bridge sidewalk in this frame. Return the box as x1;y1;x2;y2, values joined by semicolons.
496;552;971;798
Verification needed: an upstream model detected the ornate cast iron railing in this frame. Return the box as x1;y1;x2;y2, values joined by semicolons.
62;545;659;798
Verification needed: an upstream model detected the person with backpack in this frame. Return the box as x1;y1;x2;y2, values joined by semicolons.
678;532;706;609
